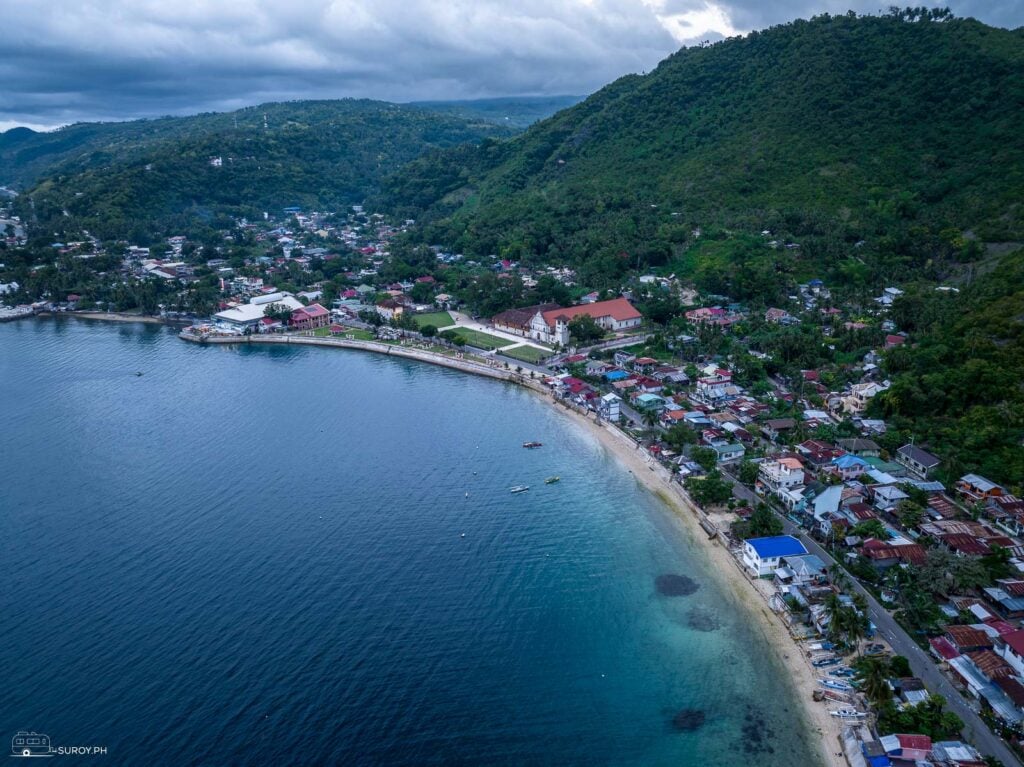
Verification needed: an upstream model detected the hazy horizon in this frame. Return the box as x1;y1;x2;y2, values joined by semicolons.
2;0;1021;131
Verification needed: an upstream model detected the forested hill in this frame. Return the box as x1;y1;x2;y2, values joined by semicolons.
379;10;1024;291
875;247;1024;485
4;100;523;242
0;96;577;191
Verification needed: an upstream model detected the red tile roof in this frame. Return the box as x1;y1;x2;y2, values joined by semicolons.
541;297;641;326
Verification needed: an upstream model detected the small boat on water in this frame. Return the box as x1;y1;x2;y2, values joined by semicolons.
818;679;853;692
510;485;530;494
523;441;543;449
829;709;867;719
544;476;560;484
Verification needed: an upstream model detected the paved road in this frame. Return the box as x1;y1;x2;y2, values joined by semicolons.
721;470;1022;767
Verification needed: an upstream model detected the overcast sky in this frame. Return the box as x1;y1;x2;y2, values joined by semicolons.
1;0;1021;131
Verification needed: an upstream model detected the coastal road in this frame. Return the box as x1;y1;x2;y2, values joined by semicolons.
721;470;1022;766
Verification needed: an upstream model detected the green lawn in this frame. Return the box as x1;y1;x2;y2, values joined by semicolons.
502;344;549;363
313;325;375;340
413;311;455;329
448;327;509;350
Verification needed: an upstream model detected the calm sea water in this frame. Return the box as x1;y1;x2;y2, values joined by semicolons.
1;319;820;766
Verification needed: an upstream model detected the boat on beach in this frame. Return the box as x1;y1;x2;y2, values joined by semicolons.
544;476;560;484
818;678;853;691
829;709;867;719
811;656;841;667
510;485;530;494
522;441;543;448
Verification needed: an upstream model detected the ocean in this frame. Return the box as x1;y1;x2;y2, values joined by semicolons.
1;318;821;766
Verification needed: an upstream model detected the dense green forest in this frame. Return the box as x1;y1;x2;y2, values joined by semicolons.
378;10;1024;293
873;248;1024;486
8;100;528;241
0;96;577;191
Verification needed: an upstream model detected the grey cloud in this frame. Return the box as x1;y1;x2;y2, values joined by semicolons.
0;0;1020;128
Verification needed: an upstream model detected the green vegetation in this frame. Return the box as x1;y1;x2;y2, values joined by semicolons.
502;345;549;363
412;311;455;329
873;248;1024;488
10;100;512;242
447;327;509;350
685;470;733;507
382;11;1024;296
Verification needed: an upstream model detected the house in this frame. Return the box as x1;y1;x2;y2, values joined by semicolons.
712;443;745;463
599;393;621;421
289;303;330;330
879;734;932;763
527;298;642;346
896;444;941;479
757;458;806;495
842;381;891;414
765;307;797;324
742;535;808;577
831;454;870;480
837;438;881;457
762;418;797;443
375;298;404;321
958;474;1004;502
946;625;994;654
774;553;828;593
873;485;910;513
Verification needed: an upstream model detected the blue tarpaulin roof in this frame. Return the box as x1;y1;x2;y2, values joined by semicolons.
747;535;807;559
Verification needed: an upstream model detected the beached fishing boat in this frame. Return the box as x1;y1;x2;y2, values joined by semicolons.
818;679;853;692
510;485;530;494
544;476;560;484
828;668;855;678
522;441;543;449
829;709;867;719
811;657;841;668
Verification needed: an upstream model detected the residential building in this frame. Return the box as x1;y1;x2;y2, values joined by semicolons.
896;444;941;479
958;474;1004;502
290;303;330;330
742;535;808;577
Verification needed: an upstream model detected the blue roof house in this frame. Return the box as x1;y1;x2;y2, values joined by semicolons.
742;535;808;578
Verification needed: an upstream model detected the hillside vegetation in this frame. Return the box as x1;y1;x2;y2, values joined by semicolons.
875;248;1024;485
380;10;1024;293
7;100;520;241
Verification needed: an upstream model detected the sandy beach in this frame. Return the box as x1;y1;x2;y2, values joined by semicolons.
543;396;846;767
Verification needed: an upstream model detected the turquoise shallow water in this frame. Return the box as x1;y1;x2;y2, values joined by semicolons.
1;318;820;766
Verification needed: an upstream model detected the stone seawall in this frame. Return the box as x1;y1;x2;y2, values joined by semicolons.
179;331;547;391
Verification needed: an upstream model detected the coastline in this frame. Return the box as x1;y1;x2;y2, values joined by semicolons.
37;311;165;325
545;399;844;767
178;330;843;766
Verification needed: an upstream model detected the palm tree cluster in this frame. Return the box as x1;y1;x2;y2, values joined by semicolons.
824;591;870;654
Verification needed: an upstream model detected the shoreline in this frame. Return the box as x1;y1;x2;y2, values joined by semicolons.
545;399;844;767
37;311;165;325
178;330;842;765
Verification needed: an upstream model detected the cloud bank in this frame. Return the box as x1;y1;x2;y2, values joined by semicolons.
0;0;1020;128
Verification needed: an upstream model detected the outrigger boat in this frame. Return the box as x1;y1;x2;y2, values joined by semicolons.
510;485;530;494
522;441;543;449
544;476;560;484
818;678;853;692
830;709;867;719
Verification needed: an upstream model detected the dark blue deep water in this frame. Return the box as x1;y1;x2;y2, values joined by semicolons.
1;319;820;766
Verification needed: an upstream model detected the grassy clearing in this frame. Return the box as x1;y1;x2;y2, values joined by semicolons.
502;345;549;363
448;327;509;350
413;311;455;329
